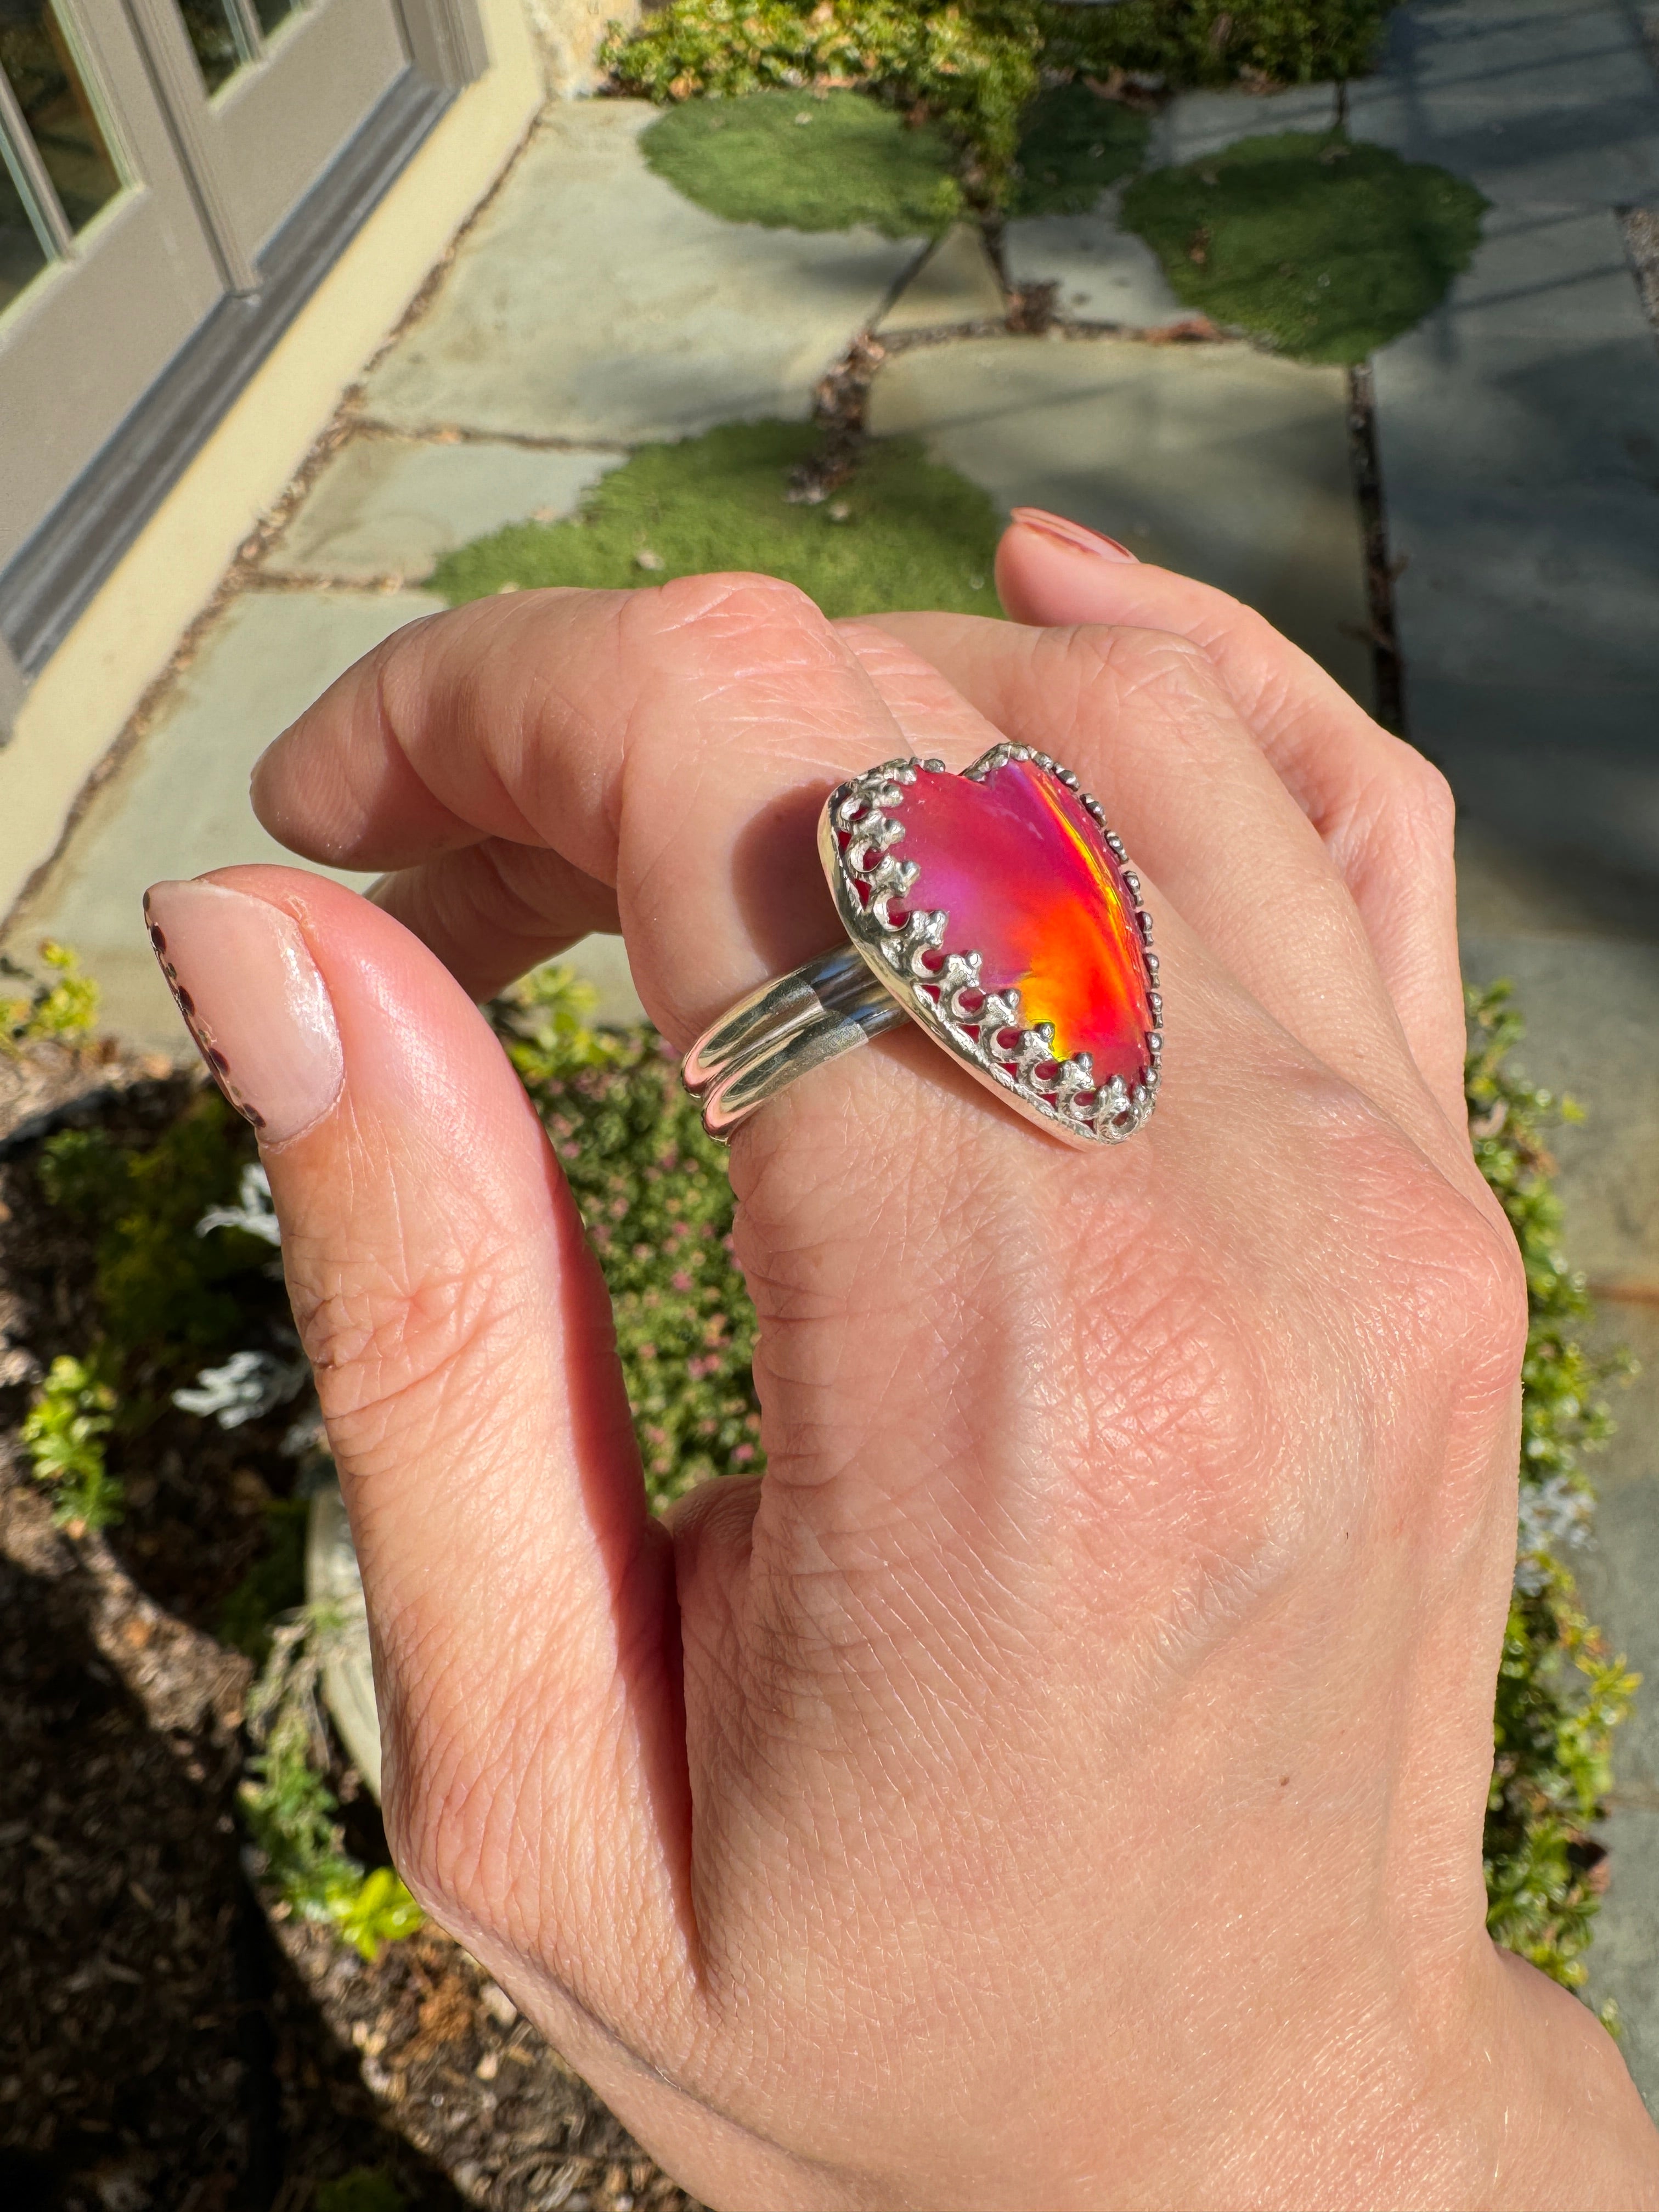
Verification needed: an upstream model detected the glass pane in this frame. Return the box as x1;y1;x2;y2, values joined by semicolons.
0;134;52;315
0;3;121;235
252;0;300;40
175;0;250;94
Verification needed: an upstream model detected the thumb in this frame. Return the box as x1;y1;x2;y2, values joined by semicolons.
142;865;695;2021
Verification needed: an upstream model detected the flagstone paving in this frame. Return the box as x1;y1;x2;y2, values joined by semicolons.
1003;183;1190;329
1131;1;1659;873
867;335;1373;704
3;584;650;1044
266;435;625;585
874;223;1002;334
361;99;918;444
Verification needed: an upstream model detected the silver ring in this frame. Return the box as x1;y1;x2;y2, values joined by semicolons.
683;744;1163;1149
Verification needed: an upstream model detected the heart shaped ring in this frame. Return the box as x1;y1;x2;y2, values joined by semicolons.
682;744;1163;1148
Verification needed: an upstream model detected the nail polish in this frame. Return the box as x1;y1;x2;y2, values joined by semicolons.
143;878;344;1145
1009;507;1139;564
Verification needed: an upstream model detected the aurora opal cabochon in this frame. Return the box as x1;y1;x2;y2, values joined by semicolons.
820;747;1161;1144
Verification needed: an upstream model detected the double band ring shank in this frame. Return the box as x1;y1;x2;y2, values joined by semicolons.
682;945;906;1138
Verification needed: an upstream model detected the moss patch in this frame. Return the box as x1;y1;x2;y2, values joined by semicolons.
1121;132;1487;363
430;420;1003;622
1009;83;1150;219
641;87;961;237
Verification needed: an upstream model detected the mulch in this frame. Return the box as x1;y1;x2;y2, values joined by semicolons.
0;1040;700;2212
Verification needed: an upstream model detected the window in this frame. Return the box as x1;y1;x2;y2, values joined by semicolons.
0;0;123;312
0;137;50;315
176;0;304;96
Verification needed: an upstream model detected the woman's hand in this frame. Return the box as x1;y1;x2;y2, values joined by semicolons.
143;521;1659;2210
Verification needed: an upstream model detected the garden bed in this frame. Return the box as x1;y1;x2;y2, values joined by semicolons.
0;1032;700;2212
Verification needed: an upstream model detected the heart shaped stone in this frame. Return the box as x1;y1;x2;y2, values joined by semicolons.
820;746;1161;1144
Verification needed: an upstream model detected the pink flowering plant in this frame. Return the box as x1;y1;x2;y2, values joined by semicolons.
490;966;763;1504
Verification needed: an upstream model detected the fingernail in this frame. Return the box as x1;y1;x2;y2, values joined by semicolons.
1009;507;1139;563
143;878;344;1145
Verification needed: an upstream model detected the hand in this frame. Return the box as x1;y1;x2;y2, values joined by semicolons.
143;522;1659;2209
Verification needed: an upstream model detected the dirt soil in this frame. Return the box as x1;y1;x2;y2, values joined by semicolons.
0;1042;701;2212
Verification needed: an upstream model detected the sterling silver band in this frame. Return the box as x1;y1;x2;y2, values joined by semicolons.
683;944;906;1138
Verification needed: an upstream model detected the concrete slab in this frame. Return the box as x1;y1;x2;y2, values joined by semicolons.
4;589;649;1050
363;101;916;444
267;435;625;584
867;335;1373;703
876;225;1003;334
1005;184;1192;329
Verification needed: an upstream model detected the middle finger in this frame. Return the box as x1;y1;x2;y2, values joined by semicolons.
842;613;1475;1189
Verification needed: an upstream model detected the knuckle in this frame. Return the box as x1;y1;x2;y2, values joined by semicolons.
1380;745;1456;851
1346;1127;1527;1416
286;1230;507;1449
650;567;824;643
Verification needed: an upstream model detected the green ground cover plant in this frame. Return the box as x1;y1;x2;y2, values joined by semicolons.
21;1352;121;1534
605;1;1396;203
1;939;99;1052
1008;81;1152;218
642;86;963;235
431;421;1003;623
1120;130;1487;362
10;949;422;1956
1467;982;1636;1988
242;1611;425;1961
491;967;763;1504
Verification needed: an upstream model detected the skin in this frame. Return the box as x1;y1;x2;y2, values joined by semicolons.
220;520;1659;2209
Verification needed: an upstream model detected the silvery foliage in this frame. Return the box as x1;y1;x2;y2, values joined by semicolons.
174;1166;308;1430
1515;1474;1595;1596
196;1163;283;1247
174;1346;311;1430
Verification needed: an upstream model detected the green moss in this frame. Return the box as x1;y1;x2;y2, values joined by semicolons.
430;420;1003;623
1120;131;1486;362
1009;83;1150;218
642;87;961;236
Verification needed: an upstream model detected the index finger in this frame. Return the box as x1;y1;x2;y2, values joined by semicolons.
251;575;913;1042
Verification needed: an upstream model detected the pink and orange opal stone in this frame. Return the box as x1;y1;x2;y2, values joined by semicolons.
894;757;1154;1087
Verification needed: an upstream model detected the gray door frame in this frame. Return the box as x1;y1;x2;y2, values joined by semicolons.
0;0;486;703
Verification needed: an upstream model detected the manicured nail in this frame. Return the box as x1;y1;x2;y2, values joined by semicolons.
1009;507;1139;563
143;878;344;1144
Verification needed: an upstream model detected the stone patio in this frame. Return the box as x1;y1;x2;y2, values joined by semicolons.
867;336;1372;703
5;0;1659;2113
